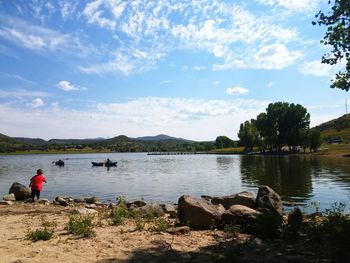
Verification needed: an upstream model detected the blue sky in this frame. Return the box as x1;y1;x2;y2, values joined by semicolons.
0;0;348;141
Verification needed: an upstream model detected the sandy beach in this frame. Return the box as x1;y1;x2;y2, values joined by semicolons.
0;203;234;263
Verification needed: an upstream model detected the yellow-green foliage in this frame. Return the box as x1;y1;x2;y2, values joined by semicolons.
321;127;350;142
209;147;245;154
66;215;95;237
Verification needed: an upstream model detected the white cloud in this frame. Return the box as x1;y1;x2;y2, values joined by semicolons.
159;80;172;85
83;0;117;30
0;97;269;140
256;0;320;13
59;0;78;20
29;98;44;108
193;66;206;71
265;82;273;88
76;1;304;75
56;81;87;92
226;87;249;96
213;81;220;85
254;44;302;70
0;88;49;99
0;15;94;57
299;60;333;77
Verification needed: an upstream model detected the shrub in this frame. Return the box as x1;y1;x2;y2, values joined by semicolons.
224;224;241;235
66;215;95;238
133;217;146;231
110;203;131;225
307;202;350;261
26;227;53;242
151;217;169;232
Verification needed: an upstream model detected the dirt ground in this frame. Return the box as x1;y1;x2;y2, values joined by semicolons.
0;203;235;263
1;202;335;263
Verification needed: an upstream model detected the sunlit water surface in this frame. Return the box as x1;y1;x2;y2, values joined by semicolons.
0;153;349;212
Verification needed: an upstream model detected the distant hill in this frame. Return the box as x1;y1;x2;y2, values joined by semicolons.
13;137;106;146
315;114;350;142
0;132;213;153
14;137;48;146
316;114;350;131
135;134;192;142
48;138;105;145
0;133;30;152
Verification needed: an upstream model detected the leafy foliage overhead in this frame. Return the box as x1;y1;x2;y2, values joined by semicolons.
313;0;350;91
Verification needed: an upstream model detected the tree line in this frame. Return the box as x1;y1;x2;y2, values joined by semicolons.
237;102;321;153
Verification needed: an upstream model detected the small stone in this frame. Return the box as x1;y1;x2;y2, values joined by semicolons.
85;203;96;209
3;193;16;201
166;226;190;235
75;208;98;215
38;199;50;205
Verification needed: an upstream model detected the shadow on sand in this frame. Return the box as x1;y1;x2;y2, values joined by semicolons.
95;236;327;263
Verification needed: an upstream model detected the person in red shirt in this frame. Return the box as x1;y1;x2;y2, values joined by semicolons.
29;169;47;202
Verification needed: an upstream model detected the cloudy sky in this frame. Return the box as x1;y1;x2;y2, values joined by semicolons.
0;0;348;141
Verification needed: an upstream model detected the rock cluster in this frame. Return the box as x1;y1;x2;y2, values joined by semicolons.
178;185;285;229
3;182;303;233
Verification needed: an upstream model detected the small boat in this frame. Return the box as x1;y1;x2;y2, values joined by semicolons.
91;161;117;167
55;160;65;166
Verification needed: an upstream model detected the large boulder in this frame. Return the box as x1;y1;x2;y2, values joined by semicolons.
9;182;31;201
221;205;262;226
255;186;283;222
178;195;225;229
212;191;256;209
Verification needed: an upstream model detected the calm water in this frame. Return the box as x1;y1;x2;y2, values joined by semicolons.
0;153;349;212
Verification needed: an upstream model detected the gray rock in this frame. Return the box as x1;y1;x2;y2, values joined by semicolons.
85;203;96;209
73;198;86;203
126;200;146;208
221;204;262;226
3;193;16;201
75;208;98;215
9;182;31;201
178;195;225;229
55;196;69;206
166;226;190;235
160;204;178;218
84;196;99;204
201;195;213;201
38;198;50;205
132;203;165;218
212;191;256;209
288;207;303;226
255;185;283;218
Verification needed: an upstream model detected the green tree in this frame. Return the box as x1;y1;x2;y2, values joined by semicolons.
215;136;235;148
254;102;310;151
313;0;350;91
237;120;260;151
308;128;322;152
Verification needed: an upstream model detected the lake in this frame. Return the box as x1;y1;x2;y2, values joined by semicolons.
0;153;349;212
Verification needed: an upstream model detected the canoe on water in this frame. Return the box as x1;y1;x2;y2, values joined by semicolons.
91;161;117;167
55;160;64;166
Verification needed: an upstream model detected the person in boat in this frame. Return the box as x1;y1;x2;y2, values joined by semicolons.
105;158;111;166
56;159;64;166
29;169;47;202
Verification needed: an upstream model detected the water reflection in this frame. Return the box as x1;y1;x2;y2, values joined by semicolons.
240;155;313;203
